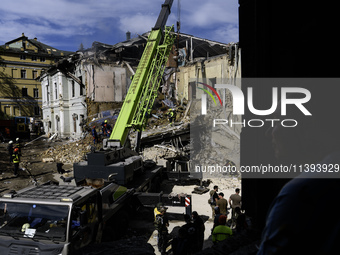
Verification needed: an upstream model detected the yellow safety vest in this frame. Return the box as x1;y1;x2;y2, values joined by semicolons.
12;154;19;163
212;225;232;243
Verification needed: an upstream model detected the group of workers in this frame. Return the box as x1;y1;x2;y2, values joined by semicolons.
91;120;113;145
153;188;244;255
7;138;22;177
209;187;245;245
154;204;205;255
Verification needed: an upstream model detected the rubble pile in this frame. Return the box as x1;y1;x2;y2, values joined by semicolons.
40;135;93;164
142;145;177;163
190;100;241;179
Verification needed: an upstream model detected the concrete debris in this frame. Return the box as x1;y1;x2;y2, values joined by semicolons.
42;158;54;163
39;91;191;168
40;134;93;164
190;100;241;179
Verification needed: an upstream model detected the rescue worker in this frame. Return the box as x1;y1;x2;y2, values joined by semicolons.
105;122;112;137
154;206;169;255
7;140;13;163
192;211;205;252
212;215;232;244
168;108;176;126
91;126;98;144
12;147;20;177
15;137;21;156
101;120;108;136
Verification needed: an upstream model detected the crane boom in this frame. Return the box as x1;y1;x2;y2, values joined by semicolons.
74;0;176;185
107;0;175;148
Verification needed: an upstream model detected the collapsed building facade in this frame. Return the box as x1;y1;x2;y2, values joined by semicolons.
40;34;146;138
40;32;241;148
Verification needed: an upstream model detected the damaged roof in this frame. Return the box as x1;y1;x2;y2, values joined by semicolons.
82;31;232;63
176;32;232;58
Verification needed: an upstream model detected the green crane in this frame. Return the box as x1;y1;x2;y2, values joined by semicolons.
107;0;175;149
74;0;176;185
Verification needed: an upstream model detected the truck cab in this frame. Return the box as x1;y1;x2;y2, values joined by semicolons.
0;181;131;255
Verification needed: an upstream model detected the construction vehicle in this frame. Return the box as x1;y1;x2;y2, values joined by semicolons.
0;116;30;140
73;0;176;185
0;1;192;254
0;180;135;254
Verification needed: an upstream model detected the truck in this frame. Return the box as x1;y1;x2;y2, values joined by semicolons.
0;116;30;141
0;178;191;255
0;1;193;254
0;180;135;254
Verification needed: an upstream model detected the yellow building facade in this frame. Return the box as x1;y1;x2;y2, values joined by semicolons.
0;33;74;118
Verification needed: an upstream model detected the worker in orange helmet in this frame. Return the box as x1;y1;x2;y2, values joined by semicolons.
12;147;20;177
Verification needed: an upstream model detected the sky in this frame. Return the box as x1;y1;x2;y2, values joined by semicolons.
0;0;239;52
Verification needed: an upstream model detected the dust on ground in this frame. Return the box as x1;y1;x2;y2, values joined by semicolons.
0;136;74;196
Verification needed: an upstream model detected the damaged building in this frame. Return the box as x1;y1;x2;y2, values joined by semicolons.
40;33;147;138
40;32;241;149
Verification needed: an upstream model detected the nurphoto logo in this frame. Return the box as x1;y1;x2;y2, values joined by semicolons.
198;82;312;128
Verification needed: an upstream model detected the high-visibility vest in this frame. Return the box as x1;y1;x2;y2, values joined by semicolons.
12;154;19;163
212;225;232;243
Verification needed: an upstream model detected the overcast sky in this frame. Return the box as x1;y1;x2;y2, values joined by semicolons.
0;0;238;52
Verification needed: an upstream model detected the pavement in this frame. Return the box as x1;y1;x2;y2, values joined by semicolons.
148;178;241;254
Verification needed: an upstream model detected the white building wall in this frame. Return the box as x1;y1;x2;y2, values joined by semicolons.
41;68;87;139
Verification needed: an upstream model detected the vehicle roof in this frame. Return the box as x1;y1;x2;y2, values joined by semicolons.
1;184;94;203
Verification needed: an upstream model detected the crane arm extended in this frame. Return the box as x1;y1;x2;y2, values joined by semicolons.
107;0;175;148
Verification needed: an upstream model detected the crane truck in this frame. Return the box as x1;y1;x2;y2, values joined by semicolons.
0;1;192;254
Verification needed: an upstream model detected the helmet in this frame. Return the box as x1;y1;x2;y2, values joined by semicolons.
14;148;19;152
21;223;30;232
9;141;13;144
159;206;168;213
104;120;108;123
16;138;19;142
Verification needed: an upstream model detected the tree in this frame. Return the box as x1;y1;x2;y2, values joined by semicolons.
0;48;22;119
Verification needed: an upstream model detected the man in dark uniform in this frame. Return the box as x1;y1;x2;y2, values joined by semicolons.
12;147;20;177
155;206;169;255
192;211;205;252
